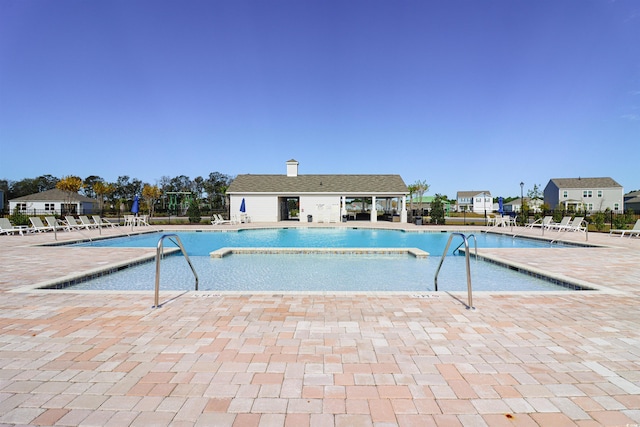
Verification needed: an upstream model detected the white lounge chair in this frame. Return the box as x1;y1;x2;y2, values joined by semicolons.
0;218;28;235
47;216;73;231
64;216;91;230
29;217;55;232
526;216;553;229
211;214;233;225
558;216;586;232
79;216;98;229
610;219;640;237
548;216;572;231
92;215;118;228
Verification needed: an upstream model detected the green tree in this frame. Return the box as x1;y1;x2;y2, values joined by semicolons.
142;184;162;217
430;194;445;225
186;198;201;224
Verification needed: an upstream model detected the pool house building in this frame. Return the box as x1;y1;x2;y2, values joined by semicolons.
226;160;409;223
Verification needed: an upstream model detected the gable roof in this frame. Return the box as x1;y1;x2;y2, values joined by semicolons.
10;188;96;203
456;191;491;198
227;174;408;194
549;177;622;189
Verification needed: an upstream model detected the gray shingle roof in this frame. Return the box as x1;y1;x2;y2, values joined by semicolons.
10;188;96;203
550;177;622;189
227;174;408;194
456;191;491;198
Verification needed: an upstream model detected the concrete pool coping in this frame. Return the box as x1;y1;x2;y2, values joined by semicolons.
1;221;639;426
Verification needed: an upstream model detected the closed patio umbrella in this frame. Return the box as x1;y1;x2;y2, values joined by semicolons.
240;198;246;213
132;195;140;215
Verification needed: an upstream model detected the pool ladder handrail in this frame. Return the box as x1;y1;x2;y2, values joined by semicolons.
434;233;477;310
154;234;199;308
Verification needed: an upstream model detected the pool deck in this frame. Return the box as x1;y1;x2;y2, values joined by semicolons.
1;222;639;426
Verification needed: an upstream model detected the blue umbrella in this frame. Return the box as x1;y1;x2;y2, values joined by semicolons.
132;195;139;214
240;198;246;213
498;197;503;215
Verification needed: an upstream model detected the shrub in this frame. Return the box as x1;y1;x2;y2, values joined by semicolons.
9;210;30;226
429;194;446;225
591;212;606;231
187;199;201;224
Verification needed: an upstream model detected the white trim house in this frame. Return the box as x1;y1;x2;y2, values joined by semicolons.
456;191;492;214
226;160;409;223
9;188;97;215
543;177;624;212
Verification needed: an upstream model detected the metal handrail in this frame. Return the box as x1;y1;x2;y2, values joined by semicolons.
154;234;199;308
434;232;476;309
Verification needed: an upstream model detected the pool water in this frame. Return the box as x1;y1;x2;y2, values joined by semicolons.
66;228;578;292
78;228;560;256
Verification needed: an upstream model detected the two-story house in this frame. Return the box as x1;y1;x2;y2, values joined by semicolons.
456;191;492;214
543;177;624;212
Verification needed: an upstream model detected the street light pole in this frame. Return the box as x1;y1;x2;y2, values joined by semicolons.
520;182;524;225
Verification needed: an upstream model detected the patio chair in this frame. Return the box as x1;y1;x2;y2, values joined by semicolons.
211;214;233;225
137;215;150;226
29;217;55;232
48;216;72;231
558;217;586;232
0;218;28;235
92;215;118;228
548;216;572;231
525;216;553;229
79;216;98;229
610;219;640;237
64;216;90;230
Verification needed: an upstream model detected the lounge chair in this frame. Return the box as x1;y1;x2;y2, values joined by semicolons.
64;216;91;230
92;215;118;228
48;216;73;231
548;216;572;231
558;216;586;232
610;219;640;237
0;218;28;235
212;214;233;225
29;217;55;232
525;216;553;229
79;215;98;229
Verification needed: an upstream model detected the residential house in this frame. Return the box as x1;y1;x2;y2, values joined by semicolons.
226;160;409;223
623;190;640;213
504;197;543;214
456;191;492;214
543;177;624;212
9;188;97;215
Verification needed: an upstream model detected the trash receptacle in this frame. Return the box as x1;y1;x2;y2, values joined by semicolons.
307;215;313;222
415;217;422;225
342;214;347;222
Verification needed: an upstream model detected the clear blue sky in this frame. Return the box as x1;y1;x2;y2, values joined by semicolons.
1;0;638;198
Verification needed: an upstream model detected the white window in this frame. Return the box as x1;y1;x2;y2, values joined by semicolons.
16;203;27;211
597;190;603;198
583;190;592;198
45;203;55;211
587;203;593;210
563;191;568;198
614;203;620;211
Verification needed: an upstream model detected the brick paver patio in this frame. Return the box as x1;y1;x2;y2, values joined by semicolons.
1;222;639;426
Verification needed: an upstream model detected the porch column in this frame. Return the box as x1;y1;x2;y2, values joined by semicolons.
370;196;377;222
341;196;347;217
400;195;407;223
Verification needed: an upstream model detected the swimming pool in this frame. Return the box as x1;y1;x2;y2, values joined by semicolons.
77;227;562;256
62;228;584;292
